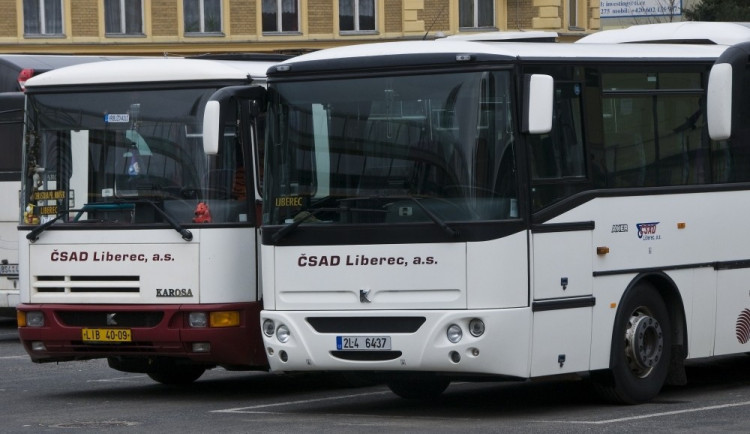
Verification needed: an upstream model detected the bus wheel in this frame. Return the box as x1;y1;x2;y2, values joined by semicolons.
386;374;450;400
147;366;206;385
594;282;671;404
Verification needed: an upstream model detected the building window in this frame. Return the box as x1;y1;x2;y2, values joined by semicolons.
184;0;222;34
104;0;143;35
339;0;375;33
23;0;64;36
262;0;299;33
459;0;494;29
569;0;580;29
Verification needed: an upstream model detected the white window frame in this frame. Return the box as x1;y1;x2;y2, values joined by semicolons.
104;0;144;36
459;0;495;29
23;0;64;36
262;0;300;34
339;0;377;34
183;0;223;34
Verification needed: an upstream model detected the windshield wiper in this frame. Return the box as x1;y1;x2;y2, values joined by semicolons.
28;201;192;242
26;211;70;242
270;195;457;242
139;199;193;241
271;198;392;243
399;196;458;237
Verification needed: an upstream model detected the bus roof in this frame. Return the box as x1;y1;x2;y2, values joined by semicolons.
443;31;558;43
24;57;279;89
272;39;729;75
0;54;135;92
576;22;750;45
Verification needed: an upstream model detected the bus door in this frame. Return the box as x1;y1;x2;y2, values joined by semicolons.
528;81;594;376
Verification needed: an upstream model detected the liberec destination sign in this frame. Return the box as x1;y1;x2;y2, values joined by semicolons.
600;0;682;18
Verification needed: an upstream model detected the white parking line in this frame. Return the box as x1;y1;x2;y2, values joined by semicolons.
541;400;750;425
87;375;148;383
0;355;27;360
212;390;393;413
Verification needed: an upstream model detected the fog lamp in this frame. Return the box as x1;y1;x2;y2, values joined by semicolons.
469;318;485;337
192;342;211;353
447;324;462;343
188;312;208;328
26;311;44;327
262;319;275;337
210;311;240;327
31;341;46;351
276;324;290;343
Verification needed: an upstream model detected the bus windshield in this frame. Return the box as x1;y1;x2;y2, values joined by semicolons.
263;70;519;227
22;86;251;227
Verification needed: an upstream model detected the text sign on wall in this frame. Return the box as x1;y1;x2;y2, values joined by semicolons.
600;0;682;18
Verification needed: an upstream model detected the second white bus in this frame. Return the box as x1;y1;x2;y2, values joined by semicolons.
227;38;750;404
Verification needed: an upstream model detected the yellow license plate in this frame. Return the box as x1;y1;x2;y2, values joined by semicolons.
81;328;132;343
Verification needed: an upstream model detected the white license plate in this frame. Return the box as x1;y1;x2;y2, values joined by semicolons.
336;336;391;351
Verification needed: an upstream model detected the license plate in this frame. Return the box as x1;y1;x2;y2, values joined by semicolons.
336;336;391;351
81;328;132;343
0;263;18;276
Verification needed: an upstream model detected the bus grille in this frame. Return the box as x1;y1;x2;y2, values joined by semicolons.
306;316;425;333
57;311;163;327
330;351;403;361
34;275;140;293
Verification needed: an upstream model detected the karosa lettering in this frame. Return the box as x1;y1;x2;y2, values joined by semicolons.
156;288;193;297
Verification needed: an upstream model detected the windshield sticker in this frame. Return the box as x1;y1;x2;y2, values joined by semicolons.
31;190;66;201
104;113;130;123
275;196;303;207
636;222;660;241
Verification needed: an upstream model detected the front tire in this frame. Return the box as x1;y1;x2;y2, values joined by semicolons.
386;374;450;400
593;282;671;404
147;366;206;385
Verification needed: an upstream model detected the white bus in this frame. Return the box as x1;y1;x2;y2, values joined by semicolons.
16;55;286;384
233;38;750;404
0;55;134;316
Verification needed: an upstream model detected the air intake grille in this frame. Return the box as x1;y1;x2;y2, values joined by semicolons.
34;275;140;293
307;317;426;333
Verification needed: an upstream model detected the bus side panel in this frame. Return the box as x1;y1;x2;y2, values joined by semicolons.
683;268;716;359
531;307;592;376
466;231;528;309
715;268;750;355
199;227;258;304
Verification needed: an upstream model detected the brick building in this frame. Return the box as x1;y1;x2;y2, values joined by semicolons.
0;0;601;55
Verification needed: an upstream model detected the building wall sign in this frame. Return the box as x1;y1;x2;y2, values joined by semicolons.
600;0;682;18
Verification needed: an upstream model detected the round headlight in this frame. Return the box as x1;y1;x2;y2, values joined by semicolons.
446;324;462;343
469;318;485;337
262;319;275;337
276;324;291;343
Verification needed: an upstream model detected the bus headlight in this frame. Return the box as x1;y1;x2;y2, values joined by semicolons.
446;324;462;343
188;312;208;328
276;324;290;343
25;311;44;327
263;319;275;337
469;318;485;337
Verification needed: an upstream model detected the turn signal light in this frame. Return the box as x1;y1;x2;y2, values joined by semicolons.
210;311;240;327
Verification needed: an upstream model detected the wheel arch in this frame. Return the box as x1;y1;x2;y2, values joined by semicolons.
611;272;688;369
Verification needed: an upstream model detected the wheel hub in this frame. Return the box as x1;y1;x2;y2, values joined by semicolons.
624;311;664;377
